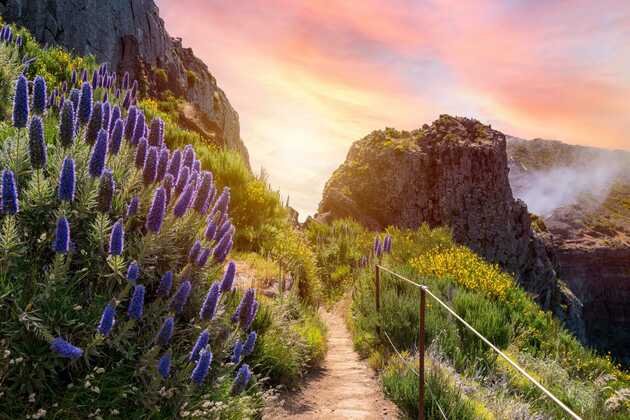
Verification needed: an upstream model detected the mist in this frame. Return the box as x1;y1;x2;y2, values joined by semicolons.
511;154;627;217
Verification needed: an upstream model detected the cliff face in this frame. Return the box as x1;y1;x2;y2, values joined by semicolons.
0;0;249;166
507;137;630;363
318;116;574;316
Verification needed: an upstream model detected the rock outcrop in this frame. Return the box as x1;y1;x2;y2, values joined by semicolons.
507;137;630;363
0;0;249;166
318;115;568;312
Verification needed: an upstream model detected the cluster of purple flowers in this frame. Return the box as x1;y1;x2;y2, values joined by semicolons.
231;288;259;331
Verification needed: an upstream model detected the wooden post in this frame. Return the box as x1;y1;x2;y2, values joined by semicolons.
419;287;426;420
375;265;381;337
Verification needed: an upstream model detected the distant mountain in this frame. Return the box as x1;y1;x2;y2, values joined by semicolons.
507;136;630;363
0;0;250;166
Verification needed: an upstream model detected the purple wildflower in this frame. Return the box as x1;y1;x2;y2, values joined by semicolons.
122;89;131;109
157;271;173;298
85;101;103;144
69;88;80;113
188;240;202;263
155;317;174;347
128;285;145;320
97;303;116;336
183;145;195;168
54;217;70;254
158;352;171;379
243;331;257;356
59;100;75;147
102;101;111;131
193;159;201;173
210;187;230;218
173;182;194;218
231;341;243;364
12;75;28;127
109;219;124;256
162;174;174;205
196;248;212;268
189;330;209;362
131;112;145;145
220;261;237;293
28;116;47;169
97;169;115;212
148;117;164;147
232;288;256;330
146;187;166;233
170;280;192;313
50;337;83;360
32;76;47;115
127;196;139;217
135;137;147;168
204;221;217;242
156;148;169;182
174;166;190;197
109;106;121;132
78;82;93;125
109;119;124;155
232;364;252;393
58;157;76;202
1;170;18;214
192;172;213;213
143;146;158;185
191;349;212;385
167;149;182;180
124;106;137;142
199;282;221;321
127;261;140;284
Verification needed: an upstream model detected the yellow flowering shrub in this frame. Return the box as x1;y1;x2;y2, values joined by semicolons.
409;246;514;300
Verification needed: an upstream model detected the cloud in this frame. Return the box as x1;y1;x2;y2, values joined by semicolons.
158;0;630;216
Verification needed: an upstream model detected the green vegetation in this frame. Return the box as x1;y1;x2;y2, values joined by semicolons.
310;219;630;418
0;20;325;418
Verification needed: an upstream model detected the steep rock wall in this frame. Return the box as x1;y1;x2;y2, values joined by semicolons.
0;0;249;166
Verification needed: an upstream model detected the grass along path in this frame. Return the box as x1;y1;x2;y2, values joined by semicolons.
264;303;398;419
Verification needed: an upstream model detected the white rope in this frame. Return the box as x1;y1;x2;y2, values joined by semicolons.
376;265;583;420
383;330;448;420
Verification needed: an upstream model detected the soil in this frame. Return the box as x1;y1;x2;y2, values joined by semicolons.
264;305;398;419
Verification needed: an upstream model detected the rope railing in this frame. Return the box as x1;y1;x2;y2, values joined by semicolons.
374;264;583;420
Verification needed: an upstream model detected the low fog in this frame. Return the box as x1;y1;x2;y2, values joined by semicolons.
511;154;627;217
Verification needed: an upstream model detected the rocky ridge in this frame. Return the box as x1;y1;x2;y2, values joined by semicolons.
507;137;630;363
318;115;579;327
0;0;250;166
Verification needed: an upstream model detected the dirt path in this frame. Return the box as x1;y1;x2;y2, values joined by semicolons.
264;305;398;419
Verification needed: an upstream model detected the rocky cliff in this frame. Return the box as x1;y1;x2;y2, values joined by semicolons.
318;115;576;318
0;0;250;166
507;137;630;363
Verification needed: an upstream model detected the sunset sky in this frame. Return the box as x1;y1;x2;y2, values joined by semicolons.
159;0;630;217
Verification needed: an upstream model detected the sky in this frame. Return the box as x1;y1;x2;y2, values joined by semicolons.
158;0;630;217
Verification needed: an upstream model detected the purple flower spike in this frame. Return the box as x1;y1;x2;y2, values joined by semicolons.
59;101;76;147
78;82;93;125
50;337;83;360
2;170;18;214
109;219;124;256
88;129;108;177
192;172;213;213
124;106;137;142
167;149;182;180
143;146;158;185
12;75;28;128
156;148;170;182
204;221;217;242
170;280;192;314
196;248;212;268
210;187;231;218
148;117;164;147
174;166;190;197
135;137;147;169
162;174;174;205
146;187;166;233
54;217;70;254
102;101;111;131
127;196;139;217
109;119;124;155
128;285;145;320
158;352;171;379
32;76;47;115
233;364;252;393
191;349;212;385
173;182;194;218
243;331;257;356
233;288;256;330
189;330;209;362
231;341;243;364
127;261;140;284
58;157;76;202
97;170;115;213
155;317;174;347
188;240;202;263
220;261;237;293
199;282;221;321
97;303;116;337
28;116;47;169
157;271;173;298
183;145;195;168
132;112;145;145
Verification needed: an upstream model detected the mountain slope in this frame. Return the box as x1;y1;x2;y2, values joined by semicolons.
0;0;250;165
507;137;630;363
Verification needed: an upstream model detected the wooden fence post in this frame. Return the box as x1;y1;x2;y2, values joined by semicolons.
375;265;381;337
419;287;426;420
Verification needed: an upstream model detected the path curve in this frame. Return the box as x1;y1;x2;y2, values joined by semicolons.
264;305;398;419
